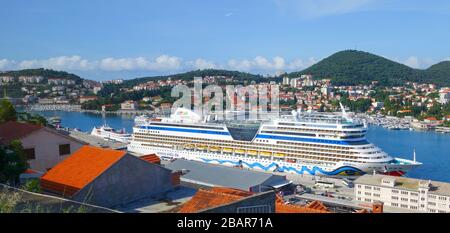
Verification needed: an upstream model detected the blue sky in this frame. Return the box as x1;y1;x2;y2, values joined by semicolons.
1;0;450;80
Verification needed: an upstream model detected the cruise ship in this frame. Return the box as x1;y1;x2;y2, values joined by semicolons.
90;125;131;143
127;107;421;176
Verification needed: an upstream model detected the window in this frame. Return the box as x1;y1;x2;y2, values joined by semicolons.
24;148;36;160
392;196;399;200
401;198;408;202
392;190;399;194
392;203;398;207
59;144;71;156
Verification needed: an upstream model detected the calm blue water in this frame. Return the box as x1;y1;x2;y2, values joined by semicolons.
35;111;450;182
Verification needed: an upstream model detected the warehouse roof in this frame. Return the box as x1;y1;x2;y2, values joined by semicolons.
164;159;291;191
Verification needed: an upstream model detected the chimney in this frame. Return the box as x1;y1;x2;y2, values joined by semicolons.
372;201;384;213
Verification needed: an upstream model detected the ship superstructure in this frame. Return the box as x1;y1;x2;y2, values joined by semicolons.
128;108;421;176
90;125;131;143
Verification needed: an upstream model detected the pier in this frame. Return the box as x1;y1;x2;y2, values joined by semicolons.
59;129;128;150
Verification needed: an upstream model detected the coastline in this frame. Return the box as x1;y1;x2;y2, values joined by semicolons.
27;104;153;115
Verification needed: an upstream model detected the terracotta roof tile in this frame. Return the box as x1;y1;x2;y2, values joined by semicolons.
139;154;161;165
0;121;42;144
179;188;247;213
275;194;330;213
40;145;126;196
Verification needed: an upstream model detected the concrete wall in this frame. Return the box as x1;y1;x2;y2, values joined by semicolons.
21;129;84;172
200;191;276;213
73;154;174;208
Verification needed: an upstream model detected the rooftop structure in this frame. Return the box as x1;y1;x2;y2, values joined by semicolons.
41;145;176;208
164;159;291;192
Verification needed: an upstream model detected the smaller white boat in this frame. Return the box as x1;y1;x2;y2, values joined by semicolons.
134;115;150;126
90;125;131;143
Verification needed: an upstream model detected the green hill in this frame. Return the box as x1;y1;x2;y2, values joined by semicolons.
123;69;265;87
426;61;450;85
288;50;449;86
0;68;83;83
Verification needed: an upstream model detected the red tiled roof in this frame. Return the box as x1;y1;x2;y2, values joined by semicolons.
40;145;126;197
0;121;42;144
139;154;161;165
179;188;247;213
275;194;330;213
179;188;333;213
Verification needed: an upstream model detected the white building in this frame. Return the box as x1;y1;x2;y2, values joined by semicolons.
121;100;138;110
0;76;15;83
290;78;302;88
282;76;290;86
0;121;85;172
18;76;44;83
354;174;450;213
439;89;450;104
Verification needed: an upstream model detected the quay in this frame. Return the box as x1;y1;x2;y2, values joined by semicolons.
59;129;128;150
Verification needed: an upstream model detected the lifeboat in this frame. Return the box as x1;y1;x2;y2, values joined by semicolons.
275;153;286;157
210;146;220;152
223;148;233;153
260;151;272;157
247;150;258;155
235;149;245;154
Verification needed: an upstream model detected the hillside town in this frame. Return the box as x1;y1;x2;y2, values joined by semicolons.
2;72;449;131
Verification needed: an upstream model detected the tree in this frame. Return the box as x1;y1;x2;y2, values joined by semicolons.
0;99;17;123
0;140;29;185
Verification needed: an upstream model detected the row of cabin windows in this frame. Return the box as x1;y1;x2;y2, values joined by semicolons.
23;144;71;160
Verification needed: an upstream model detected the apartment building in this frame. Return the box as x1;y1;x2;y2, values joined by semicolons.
354;174;450;213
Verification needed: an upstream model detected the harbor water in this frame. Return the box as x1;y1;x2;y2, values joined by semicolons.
35;111;450;182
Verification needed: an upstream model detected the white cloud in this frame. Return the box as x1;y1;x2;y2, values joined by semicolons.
189;58;217;70
99;55;182;71
402;56;435;69
227;56;316;72
287;57;318;70
225;12;233;17
275;0;375;18
0;55;318;74
0;59;14;70
18;56;93;70
403;56;420;69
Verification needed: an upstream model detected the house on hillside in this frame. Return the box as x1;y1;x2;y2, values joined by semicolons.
0;121;85;172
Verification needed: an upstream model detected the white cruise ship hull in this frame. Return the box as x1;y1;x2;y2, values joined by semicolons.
128;144;418;176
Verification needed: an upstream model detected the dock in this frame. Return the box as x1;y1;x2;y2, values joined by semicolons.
63;129;128;150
